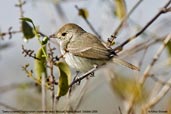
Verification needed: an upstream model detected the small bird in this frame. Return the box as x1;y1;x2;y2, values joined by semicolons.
55;23;139;72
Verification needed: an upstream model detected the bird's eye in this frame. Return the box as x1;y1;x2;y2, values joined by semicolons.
61;32;67;36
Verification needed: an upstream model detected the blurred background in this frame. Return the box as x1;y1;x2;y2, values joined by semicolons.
0;0;171;114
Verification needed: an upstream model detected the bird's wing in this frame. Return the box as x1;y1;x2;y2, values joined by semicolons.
67;33;110;60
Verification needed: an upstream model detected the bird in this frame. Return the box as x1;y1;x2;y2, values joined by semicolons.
55;23;139;73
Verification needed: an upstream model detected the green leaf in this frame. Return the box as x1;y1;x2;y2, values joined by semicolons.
34;45;47;82
78;8;89;19
114;0;127;20
166;40;171;56
20;17;38;39
56;62;71;99
21;21;35;39
20;17;36;30
20;17;33;23
42;36;49;45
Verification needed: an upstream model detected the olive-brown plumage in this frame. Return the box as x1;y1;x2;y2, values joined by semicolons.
56;23;139;72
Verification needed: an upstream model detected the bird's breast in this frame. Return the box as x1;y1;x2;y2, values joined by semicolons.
63;52;105;72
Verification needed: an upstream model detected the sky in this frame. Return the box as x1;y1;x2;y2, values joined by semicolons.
0;0;171;113
0;0;168;83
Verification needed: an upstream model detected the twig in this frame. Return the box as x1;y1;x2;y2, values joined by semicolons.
107;0;143;46
75;5;101;39
0;82;34;94
140;33;171;85
69;66;97;87
150;75;171;86
73;79;90;111
41;73;46;114
47;43;56;111
0;43;11;50
0;102;19;111
118;38;162;59
22;64;51;89
38;32;48;37
47;43;58;62
119;106;123;114
114;0;171;53
0;27;21;39
15;0;26;18
0;0;25;40
68;71;80;95
149;80;162;101
142;76;171;114
167;7;171;11
139;47;148;68
161;6;171;13
21;45;41;60
125;96;135;114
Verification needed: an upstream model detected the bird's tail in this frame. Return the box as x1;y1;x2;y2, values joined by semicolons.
112;57;140;71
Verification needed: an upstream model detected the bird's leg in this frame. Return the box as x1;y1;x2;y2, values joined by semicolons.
89;72;95;77
73;71;81;85
86;65;97;79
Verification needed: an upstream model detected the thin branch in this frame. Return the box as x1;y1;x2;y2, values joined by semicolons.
140;33;171;85
15;0;26;18
41;73;46;113
151;75;171;86
47;43;56;111
22;64;51;89
0;102;19;111
119;106;123;114
118;38;162;59
0;0;25;40
161;6;171;13
142;76;171;113
114;0;171;53
0;27;21;39
125;96;135;114
21;45;41;60
107;0;143;46
69;66;97;87
167;7;171;11
0;82;34;94
75;5;101;39
149;80;162;101
38;32;48;37
0;43;11;50
139;47;148;68
73;80;90;111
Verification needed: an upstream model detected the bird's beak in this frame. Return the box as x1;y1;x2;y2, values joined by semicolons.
49;34;57;39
